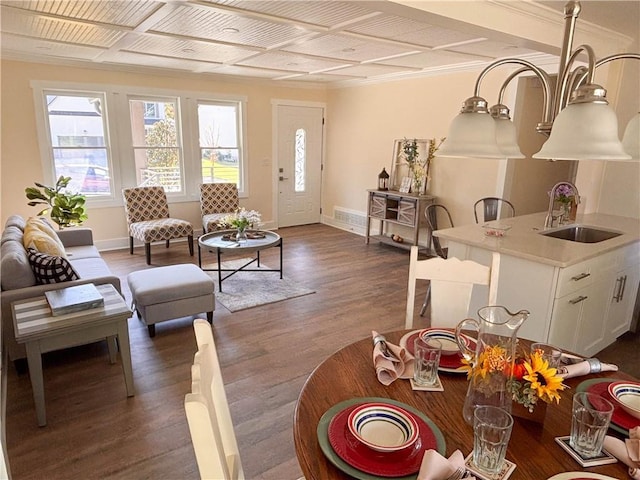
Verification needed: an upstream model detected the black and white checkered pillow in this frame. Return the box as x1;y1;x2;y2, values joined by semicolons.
27;248;80;284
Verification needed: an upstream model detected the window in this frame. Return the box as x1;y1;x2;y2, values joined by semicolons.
129;97;183;193
294;128;306;192
33;82;248;206
43;92;112;196
197;102;242;187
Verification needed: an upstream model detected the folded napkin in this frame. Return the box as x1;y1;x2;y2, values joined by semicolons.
603;426;640;479
417;449;475;480
556;358;618;379
372;331;412;385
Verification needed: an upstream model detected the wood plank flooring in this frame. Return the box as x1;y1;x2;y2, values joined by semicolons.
4;224;639;479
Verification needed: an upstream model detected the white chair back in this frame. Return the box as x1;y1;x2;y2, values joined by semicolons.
185;319;244;480
405;246;499;329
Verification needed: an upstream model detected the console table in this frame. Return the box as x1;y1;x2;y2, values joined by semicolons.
365;190;435;251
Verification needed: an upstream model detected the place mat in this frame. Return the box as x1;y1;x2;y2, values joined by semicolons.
577;378;639;436
317;397;446;480
546;473;619;480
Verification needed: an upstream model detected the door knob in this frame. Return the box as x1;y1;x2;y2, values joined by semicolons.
279;176;289;181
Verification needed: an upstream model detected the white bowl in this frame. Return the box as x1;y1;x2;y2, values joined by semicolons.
608;381;640;420
347;403;419;452
420;328;470;356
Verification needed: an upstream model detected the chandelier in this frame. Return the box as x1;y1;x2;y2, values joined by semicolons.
438;1;639;161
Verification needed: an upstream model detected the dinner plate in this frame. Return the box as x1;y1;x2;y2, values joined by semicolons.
399;329;475;373
576;378;640;436
546;473;618;480
317;397;446;480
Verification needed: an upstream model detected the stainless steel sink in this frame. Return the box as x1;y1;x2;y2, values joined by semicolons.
540;225;622;243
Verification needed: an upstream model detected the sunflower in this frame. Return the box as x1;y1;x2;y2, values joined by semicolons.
523;351;566;404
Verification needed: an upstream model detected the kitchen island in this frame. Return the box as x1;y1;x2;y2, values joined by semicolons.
434;212;640;356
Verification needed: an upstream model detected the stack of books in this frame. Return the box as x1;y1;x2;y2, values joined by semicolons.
45;283;104;316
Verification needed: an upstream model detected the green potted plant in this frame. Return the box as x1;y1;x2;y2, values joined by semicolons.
25;176;88;228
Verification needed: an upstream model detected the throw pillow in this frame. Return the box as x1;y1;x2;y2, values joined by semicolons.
27;248;79;284
23;217;66;257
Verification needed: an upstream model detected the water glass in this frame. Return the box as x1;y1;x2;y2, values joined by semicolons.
570;392;614;458
473;406;513;475
530;342;562;368
413;337;442;386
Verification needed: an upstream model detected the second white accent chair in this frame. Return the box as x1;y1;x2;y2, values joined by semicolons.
405;246;500;329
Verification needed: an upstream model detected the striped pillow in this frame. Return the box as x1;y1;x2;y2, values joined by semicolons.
27;248;79;284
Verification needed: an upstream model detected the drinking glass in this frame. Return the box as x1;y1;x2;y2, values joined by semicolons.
570;392;614;458
530;342;562;368
413;337;442;386
473;406;513;475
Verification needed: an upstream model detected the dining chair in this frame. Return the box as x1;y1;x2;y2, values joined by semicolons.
200;183;239;233
405;246;499;329
122;186;194;265
185;319;244;480
474;197;515;223
420;204;454;316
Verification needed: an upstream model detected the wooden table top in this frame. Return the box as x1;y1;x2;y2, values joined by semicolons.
293;330;637;480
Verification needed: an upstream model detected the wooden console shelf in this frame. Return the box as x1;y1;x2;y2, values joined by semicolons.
365;190;435;251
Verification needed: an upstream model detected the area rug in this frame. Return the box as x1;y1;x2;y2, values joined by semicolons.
206;258;315;312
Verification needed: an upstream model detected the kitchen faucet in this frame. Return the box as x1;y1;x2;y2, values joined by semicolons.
545;181;580;228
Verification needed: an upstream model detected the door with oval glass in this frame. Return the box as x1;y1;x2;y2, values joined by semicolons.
276;104;324;227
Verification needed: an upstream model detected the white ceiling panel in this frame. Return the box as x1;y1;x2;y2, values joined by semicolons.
326;62;417;77
375;50;487;69
238;51;349;73
148;4;310;48
0;5;126;47
102;50;211;71
282;33;418;62
6;0;161;27
126;34;258;63
447;40;540;59
206;64;294;79
1;32;105;59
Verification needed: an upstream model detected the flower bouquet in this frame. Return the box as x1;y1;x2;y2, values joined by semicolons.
219;208;262;232
507;346;567;415
401;137;445;194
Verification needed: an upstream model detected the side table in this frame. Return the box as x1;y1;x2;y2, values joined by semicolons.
11;283;134;426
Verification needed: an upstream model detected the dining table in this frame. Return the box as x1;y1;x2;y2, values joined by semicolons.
293;329;638;480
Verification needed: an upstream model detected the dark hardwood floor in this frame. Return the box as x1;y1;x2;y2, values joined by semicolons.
4;224;638;479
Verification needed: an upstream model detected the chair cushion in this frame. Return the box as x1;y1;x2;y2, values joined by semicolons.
27;248;80;284
23;217;66;257
129;219;193;243
202;213;228;233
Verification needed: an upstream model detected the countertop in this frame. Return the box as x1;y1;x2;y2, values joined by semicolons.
434;212;640;267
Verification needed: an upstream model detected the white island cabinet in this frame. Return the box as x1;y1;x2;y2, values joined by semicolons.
435;212;640;357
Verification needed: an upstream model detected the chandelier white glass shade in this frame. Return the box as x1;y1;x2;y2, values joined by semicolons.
439;1;639;162
622;113;640;159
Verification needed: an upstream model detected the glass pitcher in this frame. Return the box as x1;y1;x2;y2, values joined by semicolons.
455;306;530;425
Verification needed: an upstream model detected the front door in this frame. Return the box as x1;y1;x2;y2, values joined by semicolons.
276;104;324;227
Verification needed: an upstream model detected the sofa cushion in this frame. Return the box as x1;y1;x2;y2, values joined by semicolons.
1;240;36;290
1;225;24;245
23;217;66;257
70;257;113;279
4;215;26;231
27;248;79;284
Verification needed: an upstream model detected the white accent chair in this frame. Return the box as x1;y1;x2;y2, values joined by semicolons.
405;246;500;329
185;319;244;480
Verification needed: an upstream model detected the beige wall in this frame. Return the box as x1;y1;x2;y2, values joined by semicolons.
0;60;326;246
324;71;507;234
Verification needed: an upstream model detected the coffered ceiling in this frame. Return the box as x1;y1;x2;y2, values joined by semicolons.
1;0;638;86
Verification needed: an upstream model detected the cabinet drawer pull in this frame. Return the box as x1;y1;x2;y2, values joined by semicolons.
620;275;627;301
613;277;623;302
571;272;590;281
569;295;588;304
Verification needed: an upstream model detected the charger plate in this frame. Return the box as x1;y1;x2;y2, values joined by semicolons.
546;473;617;480
400;329;475;373
317;397;446;480
576;378;639;436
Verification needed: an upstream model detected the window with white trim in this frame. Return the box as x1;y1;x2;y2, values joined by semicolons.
32;82;248;206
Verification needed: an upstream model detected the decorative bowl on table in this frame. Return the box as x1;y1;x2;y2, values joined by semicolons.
420;328;470;355
347;403;419;453
482;222;512;237
607;381;640;420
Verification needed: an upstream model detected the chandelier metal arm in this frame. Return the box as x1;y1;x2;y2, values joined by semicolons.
555;44;597;112
571;53;640;88
473;58;554;123
496;67;552;124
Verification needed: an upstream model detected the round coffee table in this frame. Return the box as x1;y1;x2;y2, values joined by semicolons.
197;230;283;292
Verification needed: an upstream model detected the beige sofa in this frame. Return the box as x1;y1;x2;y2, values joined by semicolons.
0;215;121;363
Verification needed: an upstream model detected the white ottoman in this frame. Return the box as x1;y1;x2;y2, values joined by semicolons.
127;264;215;337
